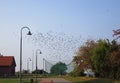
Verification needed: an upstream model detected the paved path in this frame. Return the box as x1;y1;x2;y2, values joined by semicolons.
39;78;74;83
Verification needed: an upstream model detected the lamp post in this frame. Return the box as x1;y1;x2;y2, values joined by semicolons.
43;58;45;75
27;58;31;73
36;49;42;83
19;27;32;83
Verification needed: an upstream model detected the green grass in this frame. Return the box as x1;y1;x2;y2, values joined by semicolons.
0;74;42;83
64;76;120;83
0;78;33;83
1;76;120;83
0;79;18;83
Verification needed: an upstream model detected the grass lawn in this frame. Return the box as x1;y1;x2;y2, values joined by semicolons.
0;78;33;83
1;76;120;83
0;74;41;83
0;79;18;83
64;77;120;83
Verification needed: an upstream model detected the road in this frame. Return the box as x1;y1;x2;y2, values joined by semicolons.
39;78;74;83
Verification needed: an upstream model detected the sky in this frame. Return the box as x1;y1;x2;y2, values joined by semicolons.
0;0;120;72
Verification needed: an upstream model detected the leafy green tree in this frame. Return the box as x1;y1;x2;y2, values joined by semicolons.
72;29;120;79
109;40;120;79
91;39;120;79
50;62;67;75
73;38;120;79
91;39;111;77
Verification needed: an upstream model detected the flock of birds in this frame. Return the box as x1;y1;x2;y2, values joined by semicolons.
31;31;82;64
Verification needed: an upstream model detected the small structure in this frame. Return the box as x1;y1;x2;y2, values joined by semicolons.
0;56;16;76
84;69;95;77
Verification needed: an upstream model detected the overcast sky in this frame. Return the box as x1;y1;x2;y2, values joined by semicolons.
0;0;120;71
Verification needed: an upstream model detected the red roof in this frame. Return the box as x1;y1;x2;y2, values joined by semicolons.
0;56;16;66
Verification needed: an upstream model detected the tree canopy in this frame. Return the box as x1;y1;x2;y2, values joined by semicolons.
50;62;67;75
72;29;120;79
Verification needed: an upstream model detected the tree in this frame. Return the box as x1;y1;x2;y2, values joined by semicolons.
91;39;120;79
50;62;67;75
113;29;120;39
73;38;120;79
32;69;46;74
73;39;96;76
109;40;120;79
72;29;120;79
91;39;111;77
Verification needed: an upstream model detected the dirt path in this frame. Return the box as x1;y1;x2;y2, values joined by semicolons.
39;78;74;83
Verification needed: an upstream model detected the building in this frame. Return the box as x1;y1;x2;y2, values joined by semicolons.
0;56;16;76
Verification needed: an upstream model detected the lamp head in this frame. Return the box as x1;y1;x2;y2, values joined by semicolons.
39;51;42;54
27;31;32;35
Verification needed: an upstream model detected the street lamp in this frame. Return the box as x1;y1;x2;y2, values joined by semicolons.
27;58;31;73
19;27;32;83
36;49;42;83
43;58;45;75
